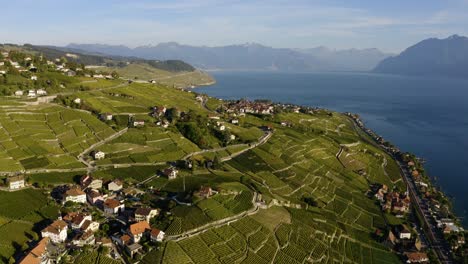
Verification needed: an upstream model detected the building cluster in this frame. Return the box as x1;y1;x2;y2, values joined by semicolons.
21;174;167;262
223;99;274;115
371;184;410;217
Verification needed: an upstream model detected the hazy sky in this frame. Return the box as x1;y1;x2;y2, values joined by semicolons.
1;0;468;52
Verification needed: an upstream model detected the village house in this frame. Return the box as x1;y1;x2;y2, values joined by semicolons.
231;119;239;124
405;252;429;263
132;120;145;127
126;243;143;258
72;231;95;247
196;186;214;198
64;188;87;204
151;106;166;117
134;207;158;222
93;74;104;79
0;70;6;74
115;234;131;247
28;90;36;98
14;90;23;96
100;113;113;121
104;198;125;214
66;70;76;77
92;150;106;160
31;75;38;81
19;237;50;264
73;98;81;104
87;189;104;204
163;167;178;180
128;221;150;243
70;213;92;230
81;219;100;233
6;175;25;190
80;175;103;190
41;220;68;243
108;179;123;192
36;89;47;96
150;228;165;242
398;225;412;240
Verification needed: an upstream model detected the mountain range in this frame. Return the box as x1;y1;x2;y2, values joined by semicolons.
66;43;391;72
373;35;468;79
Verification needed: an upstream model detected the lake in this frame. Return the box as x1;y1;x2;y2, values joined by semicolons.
197;71;468;227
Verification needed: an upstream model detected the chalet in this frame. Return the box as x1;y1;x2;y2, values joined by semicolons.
31;75;38;80
72;231;95;247
104;198;124;214
150;228;165;242
19;237;50;264
108;179;123;192
86;189;104;205
41;220;68;243
64;188;87;204
36;89;47;96
6;175;25;190
80;175;103;190
14;90;23;96
126;243;143;258
134;207;158;222
132;120;145;127
128;221;150;243
405;252;429;263
163;167;178;180
100;113;113;121
92;151;105;160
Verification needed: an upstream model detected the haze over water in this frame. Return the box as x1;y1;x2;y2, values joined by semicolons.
197;71;468;227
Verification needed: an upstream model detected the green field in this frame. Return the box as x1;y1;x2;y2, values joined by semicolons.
0;189;58;262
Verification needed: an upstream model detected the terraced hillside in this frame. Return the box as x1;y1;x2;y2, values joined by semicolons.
0;68;404;263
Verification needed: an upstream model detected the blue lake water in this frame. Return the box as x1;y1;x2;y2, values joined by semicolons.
197;71;468;227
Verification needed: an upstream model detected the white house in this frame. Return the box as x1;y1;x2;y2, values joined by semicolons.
108;179;123;192
7;175;25;190
129;221;150;243
132;120;145;127
73;98;81;104
27;90;36;98
398;226;412;240
104;198;125;214
64;188;87;204
31;75;38;81
92;151;105;160
14;90;23;96
134;208;158;222
41;220;68;243
0;70;6;74
70;214;92;230
231;119;239;124
163;168;178;180
219;125;226;131
100;113;113;121
36;89;47;96
151;228;165;242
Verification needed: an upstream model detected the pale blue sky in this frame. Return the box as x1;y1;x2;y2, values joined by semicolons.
1;0;467;52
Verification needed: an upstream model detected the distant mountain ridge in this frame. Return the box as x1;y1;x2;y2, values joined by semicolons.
374;35;468;79
66;42;391;72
